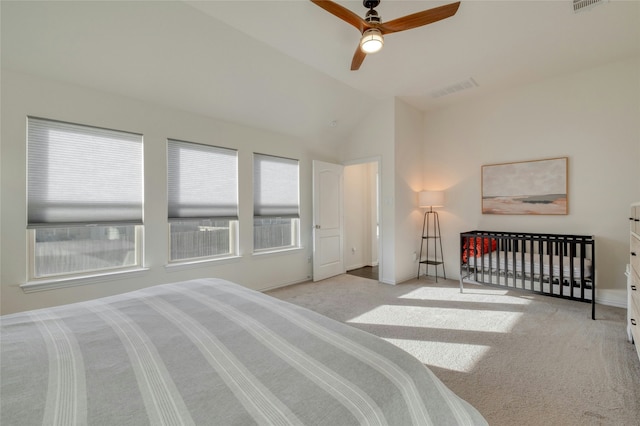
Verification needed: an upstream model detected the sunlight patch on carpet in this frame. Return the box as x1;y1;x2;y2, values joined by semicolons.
399;286;534;305
384;338;491;373
347;305;523;333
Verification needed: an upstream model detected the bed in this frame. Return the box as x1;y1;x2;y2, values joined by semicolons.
460;230;595;320
1;278;487;425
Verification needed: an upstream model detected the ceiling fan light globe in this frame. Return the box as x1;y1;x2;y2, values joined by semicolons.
360;29;383;53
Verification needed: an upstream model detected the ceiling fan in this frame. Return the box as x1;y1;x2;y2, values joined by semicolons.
310;0;461;70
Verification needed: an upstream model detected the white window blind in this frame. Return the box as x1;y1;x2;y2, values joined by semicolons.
253;154;299;218
27;117;143;227
167;140;238;220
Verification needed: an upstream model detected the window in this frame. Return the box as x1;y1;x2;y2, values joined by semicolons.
167;140;238;262
253;154;300;252
27;117;143;279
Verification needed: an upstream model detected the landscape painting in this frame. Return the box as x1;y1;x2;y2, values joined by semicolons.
482;157;568;215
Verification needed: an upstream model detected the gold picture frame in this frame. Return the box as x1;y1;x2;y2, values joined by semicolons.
482;157;568;215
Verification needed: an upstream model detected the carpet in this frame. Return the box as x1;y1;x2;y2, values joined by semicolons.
267;274;640;425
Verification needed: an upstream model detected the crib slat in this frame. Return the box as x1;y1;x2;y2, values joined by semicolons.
559;240;565;297
569;241;576;299
528;237;534;291
511;239;517;288
590;240;595;319
580;240;586;301
489;236;498;282
538;238;544;292
520;240;525;290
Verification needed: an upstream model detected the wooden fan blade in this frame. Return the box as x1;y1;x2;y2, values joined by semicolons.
379;1;460;35
310;0;368;33
350;45;367;71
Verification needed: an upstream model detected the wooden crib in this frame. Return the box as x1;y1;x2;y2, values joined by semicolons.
460;230;595;319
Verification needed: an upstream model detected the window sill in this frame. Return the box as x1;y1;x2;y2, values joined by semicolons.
21;267;150;293
165;255;243;272
253;246;304;257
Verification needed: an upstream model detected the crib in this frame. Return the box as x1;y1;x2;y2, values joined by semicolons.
460;230;595;319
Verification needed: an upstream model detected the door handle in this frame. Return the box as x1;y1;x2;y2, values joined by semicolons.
632;285;637;291
315;225;321;229
632;319;637;326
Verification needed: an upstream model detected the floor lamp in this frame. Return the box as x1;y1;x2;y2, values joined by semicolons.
417;190;446;281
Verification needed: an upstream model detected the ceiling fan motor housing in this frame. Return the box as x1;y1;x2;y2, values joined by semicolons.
363;0;381;9
365;9;381;24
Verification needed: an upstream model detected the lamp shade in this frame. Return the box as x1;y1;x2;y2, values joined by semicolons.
360;28;384;53
418;190;444;208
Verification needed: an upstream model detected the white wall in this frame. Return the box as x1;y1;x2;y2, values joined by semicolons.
340;98;426;284
367;162;379;266
339;99;396;284
0;70;336;314
394;99;425;283
422;58;640;305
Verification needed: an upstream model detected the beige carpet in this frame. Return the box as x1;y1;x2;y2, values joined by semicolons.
267;274;640;426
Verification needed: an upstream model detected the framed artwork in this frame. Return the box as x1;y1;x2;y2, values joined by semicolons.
482;157;568;215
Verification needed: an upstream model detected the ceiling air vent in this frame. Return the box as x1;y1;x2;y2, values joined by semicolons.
430;77;478;99
573;0;607;13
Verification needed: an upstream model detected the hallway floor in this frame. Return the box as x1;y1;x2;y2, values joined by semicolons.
346;265;378;281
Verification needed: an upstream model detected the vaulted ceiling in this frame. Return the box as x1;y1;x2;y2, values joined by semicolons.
2;1;639;149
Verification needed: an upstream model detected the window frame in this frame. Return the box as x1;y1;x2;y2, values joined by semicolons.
166;139;239;264
25;117;145;285
252;153;301;253
27;225;145;283
252;217;301;254
167;218;239;264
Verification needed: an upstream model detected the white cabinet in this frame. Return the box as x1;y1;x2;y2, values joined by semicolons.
628;202;640;363
631;204;640;234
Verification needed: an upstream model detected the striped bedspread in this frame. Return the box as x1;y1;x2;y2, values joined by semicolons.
1;278;487;425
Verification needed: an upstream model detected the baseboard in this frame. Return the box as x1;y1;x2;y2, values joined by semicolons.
259;276;310;292
596;289;626;308
394;271;420;285
379;276;397;285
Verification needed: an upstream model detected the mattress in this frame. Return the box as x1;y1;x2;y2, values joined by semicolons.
467;251;592;279
1;278;487;425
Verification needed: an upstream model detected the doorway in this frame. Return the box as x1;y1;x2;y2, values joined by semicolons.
343;160;380;281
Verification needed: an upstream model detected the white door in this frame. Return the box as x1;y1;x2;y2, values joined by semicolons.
312;160;344;281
